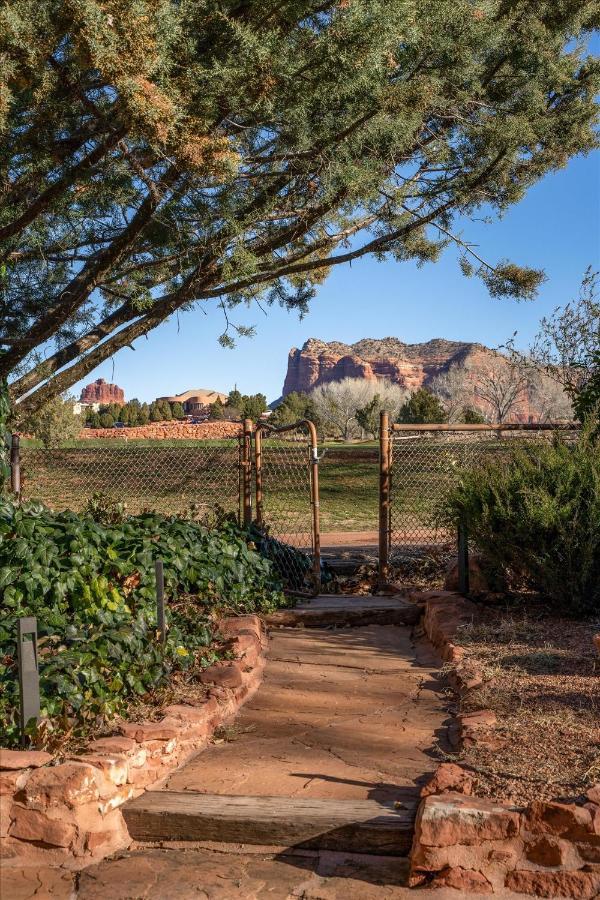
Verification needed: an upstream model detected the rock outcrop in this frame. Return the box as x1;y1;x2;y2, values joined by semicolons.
80;378;125;405
282;337;491;396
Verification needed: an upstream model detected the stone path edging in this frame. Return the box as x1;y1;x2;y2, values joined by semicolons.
408;590;600;897
0;614;267;871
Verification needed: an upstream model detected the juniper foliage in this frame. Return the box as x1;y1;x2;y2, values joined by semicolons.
1;1;598;414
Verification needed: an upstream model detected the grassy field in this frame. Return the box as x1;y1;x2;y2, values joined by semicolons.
17;438;499;537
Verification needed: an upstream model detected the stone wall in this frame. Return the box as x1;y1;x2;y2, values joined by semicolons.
410;591;600;896
79;421;242;440
0;615;267;871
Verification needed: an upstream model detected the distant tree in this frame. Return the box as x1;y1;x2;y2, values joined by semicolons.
22;394;81;447
527;372;574;423
398;388;447;425
504;269;599;424
149;402;162;423
240;393;268;421
461;406;487;425
87;411;101;428
312;378;405;440
270;392;318;428
227;389;243;411
138;403;150;426
117;404;130;425
429;366;471;423
209;398;225;420
157;399;172;421
355;383;407;438
473;357;530;424
171;401;185;420
98;412;114;429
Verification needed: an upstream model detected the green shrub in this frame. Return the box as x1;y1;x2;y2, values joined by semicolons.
0;501;285;747
441;431;600;615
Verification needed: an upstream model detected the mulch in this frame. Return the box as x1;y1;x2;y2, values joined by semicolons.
449;601;599;805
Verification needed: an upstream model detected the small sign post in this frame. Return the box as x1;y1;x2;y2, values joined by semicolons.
155;559;166;644
17;617;40;745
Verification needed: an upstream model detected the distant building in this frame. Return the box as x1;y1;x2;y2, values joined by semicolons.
73;401;100;416
157;388;227;416
80;378;125;405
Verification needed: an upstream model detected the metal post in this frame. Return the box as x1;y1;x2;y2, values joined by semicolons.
458;521;470;594
10;433;21;496
242;419;253;526
307;422;321;594
155;559;166;644
254;426;263;526
17;617;40;745
378;411;390;587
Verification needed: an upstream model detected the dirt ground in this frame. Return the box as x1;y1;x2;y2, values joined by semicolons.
450;604;599;805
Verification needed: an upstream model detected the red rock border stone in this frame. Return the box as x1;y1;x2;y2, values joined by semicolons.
409;590;600;897
0;614;267;871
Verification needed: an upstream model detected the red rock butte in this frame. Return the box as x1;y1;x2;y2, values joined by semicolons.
80;378;125;405
282;337;491;396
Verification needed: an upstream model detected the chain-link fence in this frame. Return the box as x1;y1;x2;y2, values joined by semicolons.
378;419;581;584
254;421;320;596
10;421;321;595
18;437;244;525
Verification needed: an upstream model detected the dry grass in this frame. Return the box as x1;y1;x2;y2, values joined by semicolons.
451;606;600;805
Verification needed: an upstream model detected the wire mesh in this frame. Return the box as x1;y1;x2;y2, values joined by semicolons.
388;426;580;571
19;437;244;526
254;422;319;596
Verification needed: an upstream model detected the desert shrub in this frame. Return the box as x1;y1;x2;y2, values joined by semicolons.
0;500;285;747
441;431;600;615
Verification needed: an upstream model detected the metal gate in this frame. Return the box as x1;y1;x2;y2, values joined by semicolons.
378;413;580;587
252;419;321;596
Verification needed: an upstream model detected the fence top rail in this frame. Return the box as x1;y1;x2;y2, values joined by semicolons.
390;422;581;433
255;419;318;444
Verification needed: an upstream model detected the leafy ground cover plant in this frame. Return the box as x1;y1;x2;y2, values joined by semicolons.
441;430;600;616
0;500;285;748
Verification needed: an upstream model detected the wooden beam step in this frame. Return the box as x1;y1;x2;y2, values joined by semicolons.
123;791;416;856
265;595;421;628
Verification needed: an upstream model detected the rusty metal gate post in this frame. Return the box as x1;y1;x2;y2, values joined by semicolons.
10;433;21;497
242;418;253;526
254;425;264;526
307;420;321;592
378;411;390;587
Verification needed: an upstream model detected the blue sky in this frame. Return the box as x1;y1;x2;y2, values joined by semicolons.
73;147;599;405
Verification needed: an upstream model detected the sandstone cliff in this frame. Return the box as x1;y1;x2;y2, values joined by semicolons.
80;378;125;405
282;337;491;396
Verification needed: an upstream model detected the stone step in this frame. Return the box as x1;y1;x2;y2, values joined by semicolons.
265;594;421;628
123;791;416;856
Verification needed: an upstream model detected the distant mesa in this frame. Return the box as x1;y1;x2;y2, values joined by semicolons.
80;378;125;405
158;388;227;415
282;337;489;397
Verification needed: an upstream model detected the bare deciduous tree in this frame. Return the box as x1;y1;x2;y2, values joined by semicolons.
311;378;406;440
527;372;574;423
429;365;472;423
473;357;531;424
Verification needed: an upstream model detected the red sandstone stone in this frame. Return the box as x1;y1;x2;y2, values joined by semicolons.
420;764;473;798
444;556;490;594
118;719;180;743
416;793;521;848
160;702;217;724
0;749;52;770
9;805;76;847
506;868;600;899
432;865;493;893
21;763;102;810
69;754;128;786
199;661;244;688
0;770;26;795
87;737;137;754
587;784;600;805
526;800;594;839
525;835;569;867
